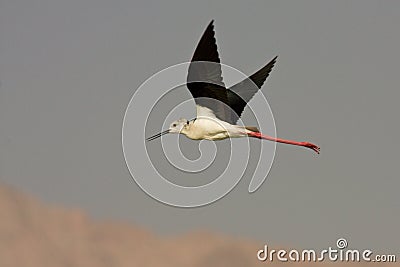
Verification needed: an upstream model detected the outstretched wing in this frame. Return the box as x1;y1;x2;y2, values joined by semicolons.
226;56;278;123
187;20;231;121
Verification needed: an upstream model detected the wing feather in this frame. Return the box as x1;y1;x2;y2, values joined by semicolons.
187;21;231;121
226;56;278;123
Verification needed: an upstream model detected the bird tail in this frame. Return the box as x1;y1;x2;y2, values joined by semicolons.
243;126;260;132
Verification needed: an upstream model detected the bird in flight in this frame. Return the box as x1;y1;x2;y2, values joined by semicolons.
147;20;320;154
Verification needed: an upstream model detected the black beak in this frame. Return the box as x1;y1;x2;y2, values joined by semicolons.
146;130;170;141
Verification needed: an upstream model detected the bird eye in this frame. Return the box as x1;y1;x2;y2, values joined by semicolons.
172;124;177;127
186;121;189;125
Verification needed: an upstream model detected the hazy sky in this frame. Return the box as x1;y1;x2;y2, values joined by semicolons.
1;0;399;251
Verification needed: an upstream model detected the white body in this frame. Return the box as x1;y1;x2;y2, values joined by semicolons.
185;117;248;140
168;106;251;141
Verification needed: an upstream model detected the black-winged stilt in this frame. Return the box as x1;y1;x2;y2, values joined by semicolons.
147;20;320;154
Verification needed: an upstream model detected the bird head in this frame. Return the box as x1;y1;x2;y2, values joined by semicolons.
168;118;189;134
146;118;190;141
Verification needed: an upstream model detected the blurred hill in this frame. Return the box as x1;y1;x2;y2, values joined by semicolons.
0;183;397;267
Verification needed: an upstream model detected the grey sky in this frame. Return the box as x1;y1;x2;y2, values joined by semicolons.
1;0;399;250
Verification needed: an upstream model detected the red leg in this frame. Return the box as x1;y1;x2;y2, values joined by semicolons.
247;131;320;154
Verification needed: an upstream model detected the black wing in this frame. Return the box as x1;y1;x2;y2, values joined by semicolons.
187;20;231;121
226;56;278;123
